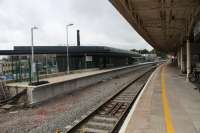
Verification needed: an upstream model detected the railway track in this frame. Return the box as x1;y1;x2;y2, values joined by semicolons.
60;65;156;133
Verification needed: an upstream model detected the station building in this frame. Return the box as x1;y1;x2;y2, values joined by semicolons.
0;46;141;81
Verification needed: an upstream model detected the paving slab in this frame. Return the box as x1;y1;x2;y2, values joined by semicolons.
122;64;200;133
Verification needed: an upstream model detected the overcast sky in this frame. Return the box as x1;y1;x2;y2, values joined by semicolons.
0;0;152;50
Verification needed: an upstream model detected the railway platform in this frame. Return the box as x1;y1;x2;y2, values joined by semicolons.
6;63;154;105
120;63;200;133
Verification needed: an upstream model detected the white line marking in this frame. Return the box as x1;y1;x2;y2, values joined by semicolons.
119;66;160;133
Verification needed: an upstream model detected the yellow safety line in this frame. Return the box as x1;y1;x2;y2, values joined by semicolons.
161;66;175;133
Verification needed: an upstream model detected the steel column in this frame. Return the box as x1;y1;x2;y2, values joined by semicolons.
186;40;191;81
180;47;184;72
177;50;180;68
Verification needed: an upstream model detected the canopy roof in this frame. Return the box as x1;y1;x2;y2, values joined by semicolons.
110;0;200;52
0;46;140;57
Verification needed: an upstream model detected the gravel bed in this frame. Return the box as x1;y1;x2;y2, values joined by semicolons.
0;66;151;133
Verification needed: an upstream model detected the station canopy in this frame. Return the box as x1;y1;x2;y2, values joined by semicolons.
110;0;200;52
0;46;140;57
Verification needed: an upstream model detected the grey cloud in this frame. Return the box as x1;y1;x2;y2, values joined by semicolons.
0;0;152;50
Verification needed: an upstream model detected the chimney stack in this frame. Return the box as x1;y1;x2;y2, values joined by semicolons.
77;30;80;46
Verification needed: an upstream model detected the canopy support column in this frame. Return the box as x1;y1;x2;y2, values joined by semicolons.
186;39;191;81
177;50;180;68
180;47;185;73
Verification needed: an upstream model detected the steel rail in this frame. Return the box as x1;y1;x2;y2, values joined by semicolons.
59;63;158;133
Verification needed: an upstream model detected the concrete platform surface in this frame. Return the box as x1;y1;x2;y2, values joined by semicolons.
7;69;109;87
121;64;200;133
7;64;146;87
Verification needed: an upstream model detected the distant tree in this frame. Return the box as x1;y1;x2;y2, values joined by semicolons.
131;48;167;58
131;49;150;54
138;49;150;54
150;49;156;54
130;49;138;52
150;49;167;58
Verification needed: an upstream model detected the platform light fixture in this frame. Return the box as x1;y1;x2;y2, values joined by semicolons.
31;26;38;83
66;23;74;74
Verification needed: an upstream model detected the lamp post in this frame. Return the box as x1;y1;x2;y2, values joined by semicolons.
31;26;38;83
66;24;74;74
